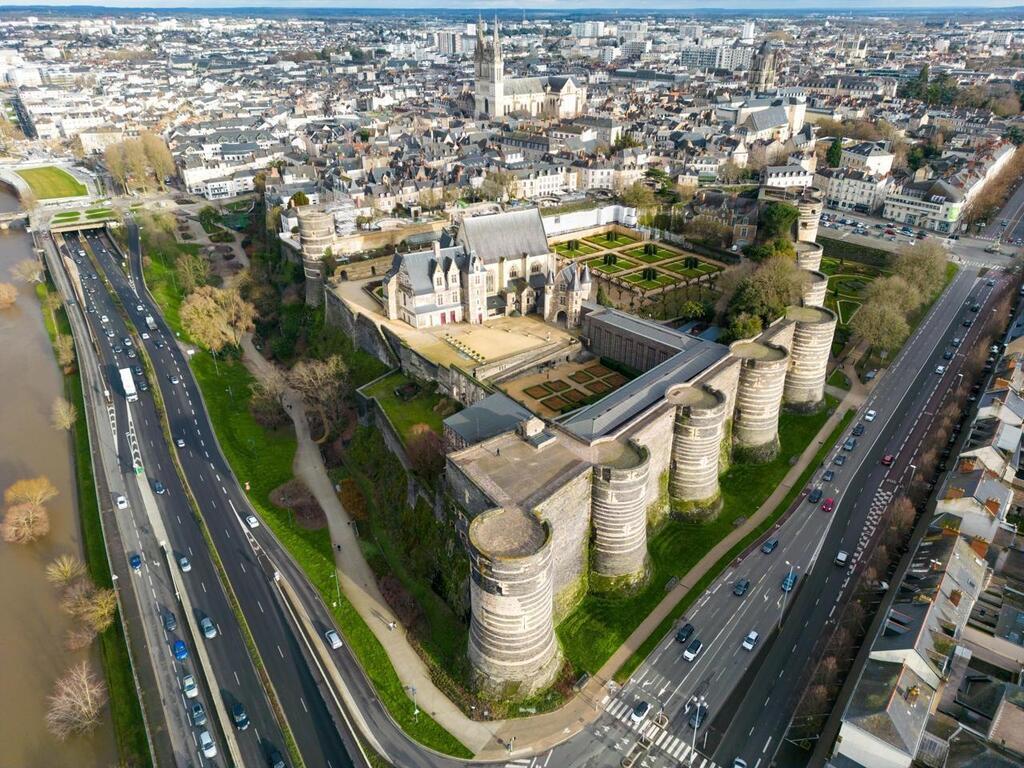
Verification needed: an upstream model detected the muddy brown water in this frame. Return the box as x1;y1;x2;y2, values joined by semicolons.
0;188;117;766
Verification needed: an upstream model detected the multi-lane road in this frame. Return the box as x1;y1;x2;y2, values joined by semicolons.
47;217;1011;768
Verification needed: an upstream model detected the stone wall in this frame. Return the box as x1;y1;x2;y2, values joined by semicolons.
668;385;729;517
626;404;676;528
324;288;397;367
532;469;593;621
582;313;680;373
336;254;393;281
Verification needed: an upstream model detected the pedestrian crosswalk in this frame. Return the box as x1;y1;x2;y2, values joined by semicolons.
603;698;721;767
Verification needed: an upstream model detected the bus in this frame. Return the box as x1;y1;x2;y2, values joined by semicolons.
118;367;138;403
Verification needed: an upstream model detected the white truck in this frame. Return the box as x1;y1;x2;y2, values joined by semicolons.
118;367;138;403
145;315;157;332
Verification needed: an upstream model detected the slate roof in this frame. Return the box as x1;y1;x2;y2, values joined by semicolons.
444;393;533;446
844;659;935;758
456;208;551;265
742;106;789;132
388;245;467;297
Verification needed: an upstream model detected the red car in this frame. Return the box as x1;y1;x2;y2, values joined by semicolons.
821;497;836;513
881;454;895;466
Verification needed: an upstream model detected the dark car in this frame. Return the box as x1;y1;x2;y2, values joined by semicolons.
267;748;287;768
970;303;981;313
963;318;973;327
808;487;823;504
761;538;779;554
733;578;750;597
153;480;166;495
232;703;249;730
688;702;709;729
943;350;954;360
129;553;142;570
782;572;799;592
852;423;865;437
843;438;857;451
833;454;847;466
675;623;695;644
822;470;835;482
163;611;176;632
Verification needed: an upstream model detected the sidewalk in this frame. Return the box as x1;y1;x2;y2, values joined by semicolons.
239;334;864;758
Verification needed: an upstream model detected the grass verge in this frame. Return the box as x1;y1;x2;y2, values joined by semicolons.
141;250;472;758
35;281;152;767
613;407;855;683
17;166;87;198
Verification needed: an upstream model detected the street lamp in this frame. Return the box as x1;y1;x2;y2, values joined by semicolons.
406;685;418;719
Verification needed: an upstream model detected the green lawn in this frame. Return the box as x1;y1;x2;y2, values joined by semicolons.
624;245;677;263
35;283;152;767
362;371;457;440
623;271;678;290
827;368;851;391
16;166;87;198
586;256;638;275
142;256;471;757
52;210;82;221
85;208;114;220
662;259;722;280
558;397;839;676
554;241;599;257
613;407;854;682
583;231;639;249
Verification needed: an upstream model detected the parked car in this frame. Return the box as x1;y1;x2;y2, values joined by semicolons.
182;673;198;698
943;350;954;360
935;365;946;375
833;454;847;466
761;538;779;554
822;470;835;482
741;630;759;651
808;487;823;504
852;423;864;437
191;702;207;727
864;409;877;422
843;438;857;451
198;730;217;759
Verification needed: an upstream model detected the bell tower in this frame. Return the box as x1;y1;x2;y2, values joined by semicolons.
474;17;504;118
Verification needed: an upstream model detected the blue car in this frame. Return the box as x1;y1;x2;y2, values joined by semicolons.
761;538;779;554
129;553;142;570
782;572;799;592
173;640;188;660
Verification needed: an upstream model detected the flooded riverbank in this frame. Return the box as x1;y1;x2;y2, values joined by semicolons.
0;189;117;767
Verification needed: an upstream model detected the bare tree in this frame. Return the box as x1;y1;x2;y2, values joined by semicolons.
54;333;76;369
76;587;117;633
122;138;150;191
51;396;78;431
46;554;87;588
2;502;51;543
175;251;211;293
65;625;98;651
890;496;917;530
140;131;175;189
249;373;289;430
0;282;17;309
287;355;349;442
5;475;58;508
180;286;256;355
104;144;128;193
12;257;43;284
45;662;108;740
406;423;444;476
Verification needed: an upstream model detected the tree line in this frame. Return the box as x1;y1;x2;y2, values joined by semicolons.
104;131;175;193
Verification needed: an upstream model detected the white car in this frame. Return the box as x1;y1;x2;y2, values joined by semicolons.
741;630;759;651
325;629;343;649
136;304;144;312
182;673;198;698
100;315;109;323
935;365;946;375
141;332;149;340
245;515;260;529
198;730;217;758
864;409;876;422
175;438;186;448
178;555;191;573
114;494;128;510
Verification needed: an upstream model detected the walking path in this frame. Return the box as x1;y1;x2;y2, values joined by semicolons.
238;333;869;759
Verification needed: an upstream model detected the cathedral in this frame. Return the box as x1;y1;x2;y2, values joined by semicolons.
473;19;587;120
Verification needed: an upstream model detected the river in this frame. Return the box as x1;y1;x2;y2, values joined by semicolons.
0;187;117;766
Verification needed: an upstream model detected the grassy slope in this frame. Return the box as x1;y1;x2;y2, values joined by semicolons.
143;253;471;758
558;398;839;675
363;371;449;439
17;166;87;198
35;282;152;767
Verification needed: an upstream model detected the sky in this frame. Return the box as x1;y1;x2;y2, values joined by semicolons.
0;0;1019;9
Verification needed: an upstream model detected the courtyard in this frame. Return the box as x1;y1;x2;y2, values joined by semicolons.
501;359;632;418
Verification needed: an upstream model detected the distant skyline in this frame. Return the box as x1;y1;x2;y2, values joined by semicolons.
0;0;1020;9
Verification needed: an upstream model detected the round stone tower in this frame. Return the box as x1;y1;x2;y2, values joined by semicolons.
803;270;828;308
296;207;334;307
795;240;823;272
731;341;790;462
796;188;823;244
467;509;562;698
784;306;838;409
667;385;729;518
590;441;650;590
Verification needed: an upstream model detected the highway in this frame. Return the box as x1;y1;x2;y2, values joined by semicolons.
84;226;366;768
59;229;287;767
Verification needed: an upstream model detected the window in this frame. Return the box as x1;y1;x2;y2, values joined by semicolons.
531;263;541;274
